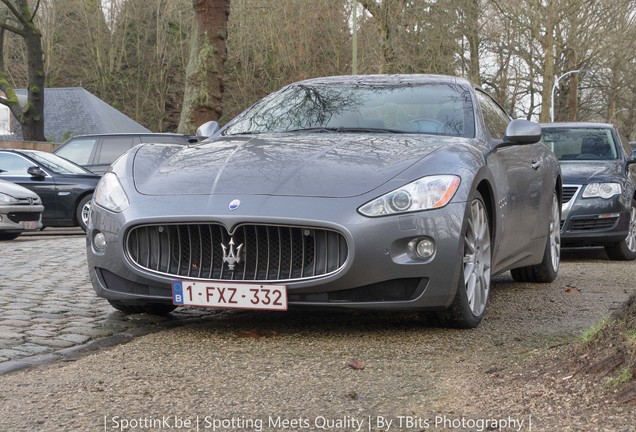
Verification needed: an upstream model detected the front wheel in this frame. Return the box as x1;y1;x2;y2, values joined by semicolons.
605;199;636;261
0;232;20;241
428;191;492;328
76;194;93;232
511;190;560;283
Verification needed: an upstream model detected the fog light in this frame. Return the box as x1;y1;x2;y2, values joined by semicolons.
93;232;107;251
0;215;3;222
409;238;435;259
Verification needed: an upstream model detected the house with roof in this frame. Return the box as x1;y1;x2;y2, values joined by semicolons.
1;87;149;143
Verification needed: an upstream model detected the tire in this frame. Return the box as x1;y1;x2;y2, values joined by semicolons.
605;199;636;261
0;232;20;240
76;194;93;232
428;191;492;328
511;190;561;282
107;300;177;315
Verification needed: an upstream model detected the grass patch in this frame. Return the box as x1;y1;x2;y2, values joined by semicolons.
580;317;609;344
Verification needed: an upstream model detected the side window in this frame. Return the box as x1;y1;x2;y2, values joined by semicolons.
55;138;98;165
0;152;35;175
98;137;135;165
476;91;511;139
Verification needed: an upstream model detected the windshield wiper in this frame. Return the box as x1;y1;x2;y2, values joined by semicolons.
285;127;408;134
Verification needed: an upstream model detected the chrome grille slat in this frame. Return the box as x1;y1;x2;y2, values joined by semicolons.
127;223;348;282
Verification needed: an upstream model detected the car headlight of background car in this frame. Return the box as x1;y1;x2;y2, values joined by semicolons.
94;173;130;212
0;192;19;204
582;182;621;199
358;175;461;217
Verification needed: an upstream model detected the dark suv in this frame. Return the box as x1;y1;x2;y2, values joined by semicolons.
53;133;195;175
541;123;636;260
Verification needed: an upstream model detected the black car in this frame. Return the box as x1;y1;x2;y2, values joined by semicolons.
53;133;195;175
541;123;636;259
0;149;100;231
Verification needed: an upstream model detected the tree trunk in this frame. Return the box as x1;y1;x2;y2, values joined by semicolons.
0;0;46;141
178;0;231;134
22;28;45;141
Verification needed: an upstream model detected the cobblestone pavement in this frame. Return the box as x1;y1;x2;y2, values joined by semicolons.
0;232;207;373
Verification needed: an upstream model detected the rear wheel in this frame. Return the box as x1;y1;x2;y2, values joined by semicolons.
76;194;92;232
605;199;636;261
0;232;20;241
428;191;491;328
107;300;177;315
510;190;561;282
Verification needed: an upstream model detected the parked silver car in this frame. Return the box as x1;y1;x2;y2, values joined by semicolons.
0;179;44;240
87;74;562;328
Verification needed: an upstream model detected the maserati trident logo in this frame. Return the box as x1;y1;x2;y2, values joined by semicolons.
221;237;244;270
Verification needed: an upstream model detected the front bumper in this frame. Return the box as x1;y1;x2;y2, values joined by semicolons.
0;204;44;233
560;186;631;246
87;193;468;312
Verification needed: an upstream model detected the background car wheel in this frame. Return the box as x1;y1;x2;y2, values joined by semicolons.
426;191;491;328
510;190;561;282
0;232;20;240
107;300;177;315
76;194;93;232
605;199;636;261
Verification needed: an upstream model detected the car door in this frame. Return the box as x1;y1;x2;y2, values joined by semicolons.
0;152;60;221
476;91;542;260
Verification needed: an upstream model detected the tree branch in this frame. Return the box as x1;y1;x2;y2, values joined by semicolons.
0;0;28;27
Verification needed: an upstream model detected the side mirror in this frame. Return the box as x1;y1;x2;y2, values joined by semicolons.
27;166;46;179
503;119;542;145
195;121;220;139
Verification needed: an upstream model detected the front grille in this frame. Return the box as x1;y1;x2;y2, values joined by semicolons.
570;217;618;231
126;223;348;282
7;212;40;223
562;185;580;204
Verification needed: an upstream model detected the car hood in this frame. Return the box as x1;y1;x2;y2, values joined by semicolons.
0;179;40;200
132;134;450;197
560;160;625;184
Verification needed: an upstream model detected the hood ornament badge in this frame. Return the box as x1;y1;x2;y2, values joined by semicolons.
221;237;244;270
229;199;241;211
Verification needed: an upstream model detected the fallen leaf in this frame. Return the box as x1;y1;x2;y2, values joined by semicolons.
346;359;365;370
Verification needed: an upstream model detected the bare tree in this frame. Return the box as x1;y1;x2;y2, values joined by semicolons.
0;0;45;141
178;0;231;134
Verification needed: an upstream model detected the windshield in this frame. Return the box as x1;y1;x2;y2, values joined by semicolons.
542;128;618;161
223;82;475;138
21;150;94;175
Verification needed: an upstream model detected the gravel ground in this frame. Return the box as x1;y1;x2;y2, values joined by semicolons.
0;247;635;432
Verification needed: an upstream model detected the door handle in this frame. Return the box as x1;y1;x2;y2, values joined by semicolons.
531;160;541;170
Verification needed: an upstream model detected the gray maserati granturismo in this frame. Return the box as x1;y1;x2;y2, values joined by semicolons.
87;74;562;328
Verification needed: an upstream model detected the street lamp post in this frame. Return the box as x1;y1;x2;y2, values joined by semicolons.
550;68;591;123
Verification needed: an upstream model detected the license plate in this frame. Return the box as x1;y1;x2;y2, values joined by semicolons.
22;221;38;230
172;280;287;311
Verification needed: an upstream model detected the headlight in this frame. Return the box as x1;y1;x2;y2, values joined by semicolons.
0;193;18;204
358;175;461;217
94;173;130;212
582;182;621;199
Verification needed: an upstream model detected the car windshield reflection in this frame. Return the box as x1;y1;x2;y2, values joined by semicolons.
223;82;476;138
542;128;618;161
20;150;94;174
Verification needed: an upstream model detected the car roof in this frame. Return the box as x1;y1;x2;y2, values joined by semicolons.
540;122;615;128
65;132;187;139
290;74;473;87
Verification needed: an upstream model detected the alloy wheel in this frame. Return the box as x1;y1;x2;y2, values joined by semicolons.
549;193;561;271
462;198;491;316
626;205;636;253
